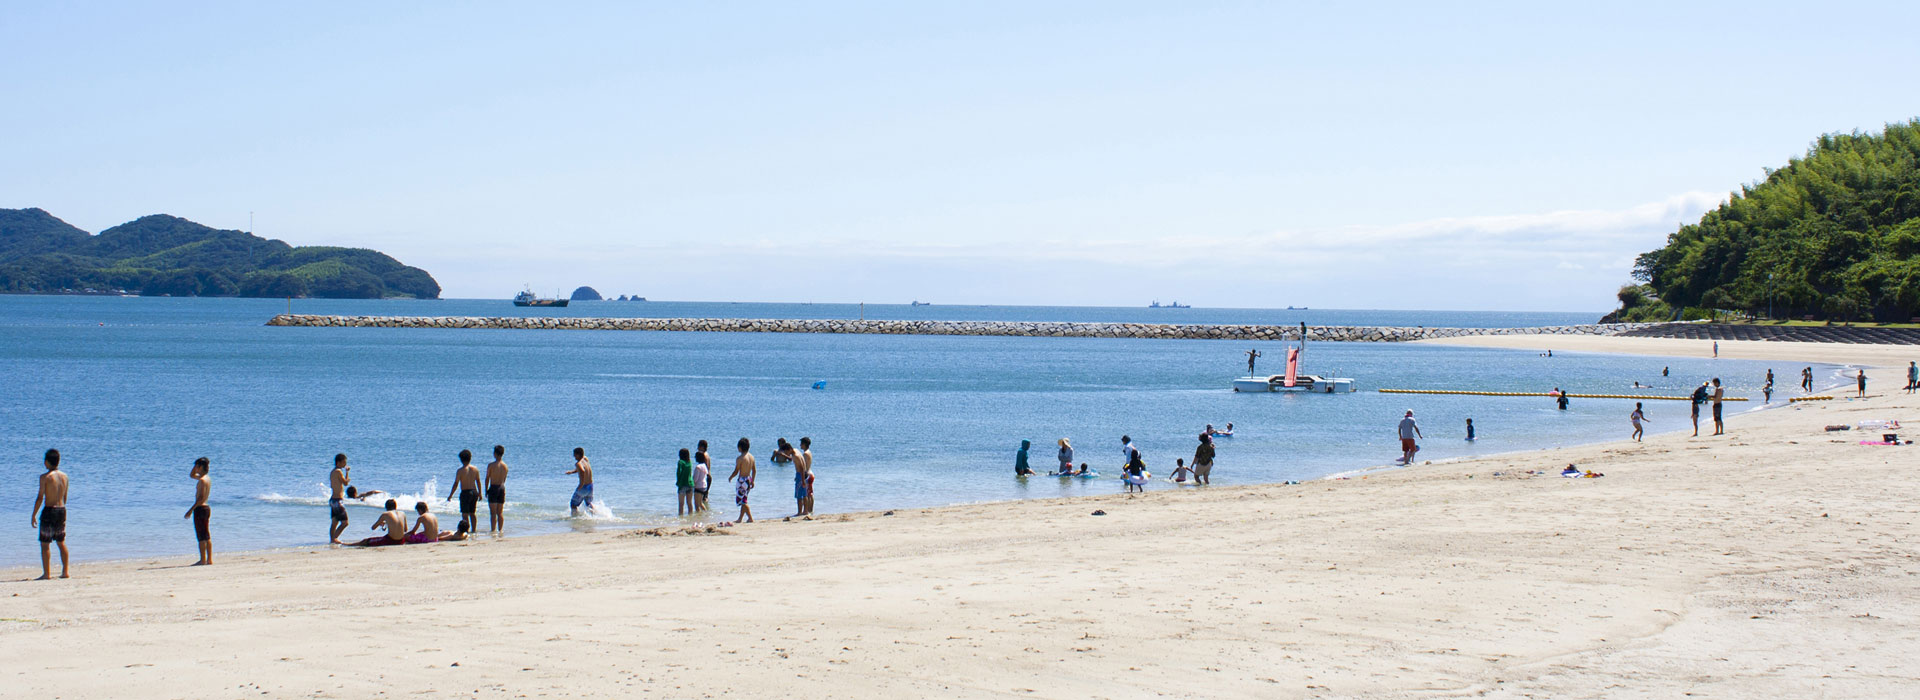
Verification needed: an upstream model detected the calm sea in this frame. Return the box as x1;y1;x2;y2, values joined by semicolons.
0;297;1840;565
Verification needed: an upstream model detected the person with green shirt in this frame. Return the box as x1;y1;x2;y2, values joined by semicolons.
675;448;695;516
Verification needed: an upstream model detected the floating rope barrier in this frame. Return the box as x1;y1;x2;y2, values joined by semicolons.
1376;389;1749;401
1787;395;1835;403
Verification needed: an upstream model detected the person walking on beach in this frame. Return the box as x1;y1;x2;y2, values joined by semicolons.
32;449;70;580
1056;438;1074;475
1689;382;1709;436
485;445;508;534
1711;378;1726;435
1014;439;1035;476
1763;377;1773;404
565;447;594;517
1713;341;1719;358
730;438;756;523
1907;362;1917;394
799;437;815;517
1193;433;1215;485
446;449;483;535
329;453;351;544
185;457;212;566
1802;367;1813;392
1396;411;1422;465
1857;369;1868;398
1630;403;1647;442
676;448;696;516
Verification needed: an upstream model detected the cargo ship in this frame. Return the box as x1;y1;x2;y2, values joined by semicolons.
513;288;569;307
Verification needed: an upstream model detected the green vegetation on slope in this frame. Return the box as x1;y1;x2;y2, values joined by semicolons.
0;210;440;299
1619;119;1920;322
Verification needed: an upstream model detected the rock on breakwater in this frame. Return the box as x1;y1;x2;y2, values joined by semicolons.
265;314;1665;342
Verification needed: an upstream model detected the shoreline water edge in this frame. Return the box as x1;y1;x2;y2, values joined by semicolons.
3;335;1916;698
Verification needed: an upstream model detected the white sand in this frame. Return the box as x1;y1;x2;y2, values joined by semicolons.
4;337;1918;698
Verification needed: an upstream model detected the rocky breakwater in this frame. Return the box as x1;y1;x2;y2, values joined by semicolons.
265;314;1665;341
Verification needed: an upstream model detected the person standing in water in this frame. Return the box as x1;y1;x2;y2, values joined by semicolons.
1713;341;1719;358
730;437;756;523
1465;418;1476;442
184;457;212;566
1192;433;1215;485
1056;438;1074;475
32;449;70;580
485;445;508;534
1396;411;1422;465
1014;439;1034;476
328;453;351;544
1554;388;1569;410
1630;403;1647;442
565;447;594;517
675;448;696;516
799;437;815;518
446;449;483;535
692;449;712;513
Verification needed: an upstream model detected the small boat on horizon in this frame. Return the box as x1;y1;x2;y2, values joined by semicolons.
911;301;931;306
513;288;569;308
1149;300;1191;308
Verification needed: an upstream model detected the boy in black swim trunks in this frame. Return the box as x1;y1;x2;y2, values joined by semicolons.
184;457;213;566
446;449;483;534
485;445;508;534
32;448;71;580
329;453;351;544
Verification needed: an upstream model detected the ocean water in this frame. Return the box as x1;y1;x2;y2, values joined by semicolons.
0;296;1846;565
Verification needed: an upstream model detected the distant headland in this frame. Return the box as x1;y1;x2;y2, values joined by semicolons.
0;208;440;299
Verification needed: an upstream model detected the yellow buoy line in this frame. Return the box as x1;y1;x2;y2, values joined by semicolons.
1787;395;1835;403
1377;389;1749;402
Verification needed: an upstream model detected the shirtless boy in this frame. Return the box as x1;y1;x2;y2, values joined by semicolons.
184;457;212;565
446;449;483;534
730;437;756;523
799;437;815;517
328;453;351;544
566;447;594;517
485;445;509;533
32;448;70;580
348;500;408;546
406;502;440;544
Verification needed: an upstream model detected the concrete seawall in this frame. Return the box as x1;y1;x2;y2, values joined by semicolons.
265;314;1661;342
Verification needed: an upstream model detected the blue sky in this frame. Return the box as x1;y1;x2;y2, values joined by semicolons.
3;1;1915;309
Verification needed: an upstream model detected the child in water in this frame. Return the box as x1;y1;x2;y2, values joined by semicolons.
1170;458;1194;483
1465;418;1476;441
1076;462;1092;476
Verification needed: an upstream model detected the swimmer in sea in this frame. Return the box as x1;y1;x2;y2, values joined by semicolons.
348;500;408;546
446;449;483;535
405;502;439;544
346;486;385;501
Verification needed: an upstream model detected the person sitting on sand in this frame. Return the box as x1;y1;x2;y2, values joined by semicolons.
405;502;440;544
1561;464;1581;477
1169;458;1193;483
348;500;408;546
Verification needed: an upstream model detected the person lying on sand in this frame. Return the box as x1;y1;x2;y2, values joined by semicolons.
347;500;407;546
436;521;471;542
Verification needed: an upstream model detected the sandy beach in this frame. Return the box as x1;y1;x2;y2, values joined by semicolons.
5;336;1918;699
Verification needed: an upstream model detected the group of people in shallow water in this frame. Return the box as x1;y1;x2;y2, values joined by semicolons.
332;437;822;548
1014;425;1228;492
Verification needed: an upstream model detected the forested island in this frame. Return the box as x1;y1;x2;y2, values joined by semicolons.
1610;119;1920;323
0;209;439;299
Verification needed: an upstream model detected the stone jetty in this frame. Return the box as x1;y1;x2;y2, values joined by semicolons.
265;314;1663;342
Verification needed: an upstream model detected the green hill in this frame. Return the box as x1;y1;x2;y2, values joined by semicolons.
0;210;440;299
1614;119;1920;323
